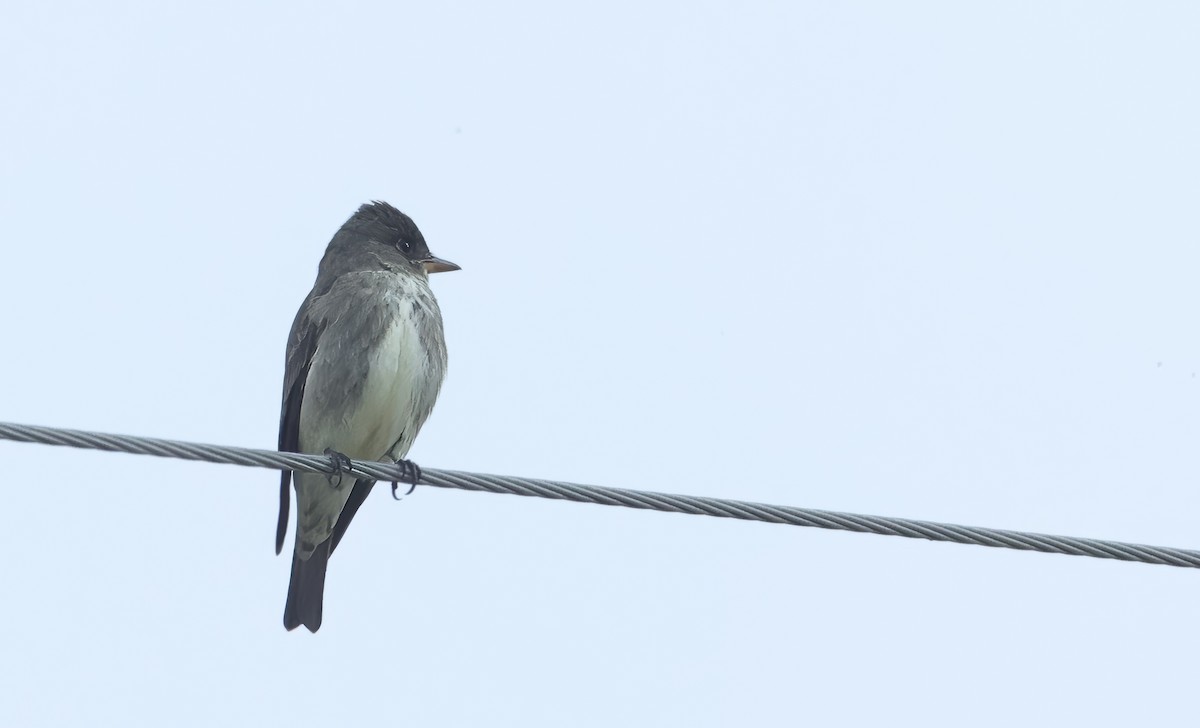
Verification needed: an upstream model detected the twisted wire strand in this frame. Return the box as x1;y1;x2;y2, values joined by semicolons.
2;420;1198;569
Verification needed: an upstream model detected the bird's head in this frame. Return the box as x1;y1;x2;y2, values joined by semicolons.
328;200;460;277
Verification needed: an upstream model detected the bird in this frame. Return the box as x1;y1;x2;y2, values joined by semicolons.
276;201;459;632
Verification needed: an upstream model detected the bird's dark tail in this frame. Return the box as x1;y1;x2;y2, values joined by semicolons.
283;539;331;632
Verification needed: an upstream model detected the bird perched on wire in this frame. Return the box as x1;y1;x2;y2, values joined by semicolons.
276;201;459;632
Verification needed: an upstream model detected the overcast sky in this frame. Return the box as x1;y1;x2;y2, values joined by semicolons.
3;2;1200;726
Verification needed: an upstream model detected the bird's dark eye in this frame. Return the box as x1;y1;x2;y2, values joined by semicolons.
397;239;412;253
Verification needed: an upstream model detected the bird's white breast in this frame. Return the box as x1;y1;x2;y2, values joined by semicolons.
354;298;429;460
297;271;439;463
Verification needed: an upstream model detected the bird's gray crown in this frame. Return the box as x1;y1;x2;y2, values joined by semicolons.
317;200;435;281
342;201;428;256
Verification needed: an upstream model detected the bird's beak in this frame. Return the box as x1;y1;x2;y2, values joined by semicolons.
421;257;461;274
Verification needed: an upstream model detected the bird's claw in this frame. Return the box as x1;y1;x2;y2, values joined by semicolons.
390;459;422;500
323;448;353;489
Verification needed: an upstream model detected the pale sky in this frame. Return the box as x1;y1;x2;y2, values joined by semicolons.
3;2;1199;726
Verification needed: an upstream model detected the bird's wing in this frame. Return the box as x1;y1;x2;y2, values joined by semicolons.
276;296;325;555
330;479;374;554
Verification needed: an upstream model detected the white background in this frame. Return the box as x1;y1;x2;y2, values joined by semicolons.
3;2;1199;725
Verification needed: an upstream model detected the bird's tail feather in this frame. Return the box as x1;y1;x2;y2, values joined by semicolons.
283;539;330;632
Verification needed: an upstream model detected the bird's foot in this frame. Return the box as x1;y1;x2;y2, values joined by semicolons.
323;448;353;489
390;458;422;500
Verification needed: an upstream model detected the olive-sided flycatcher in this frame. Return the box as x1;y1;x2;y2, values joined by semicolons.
276;201;458;632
